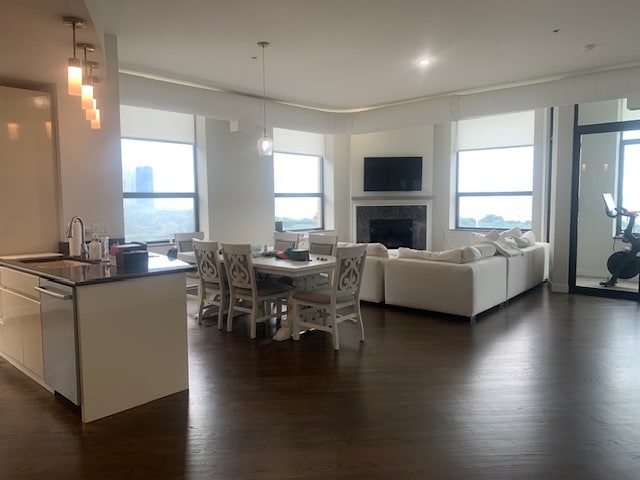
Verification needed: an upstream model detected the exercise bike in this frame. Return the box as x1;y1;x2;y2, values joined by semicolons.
599;193;640;287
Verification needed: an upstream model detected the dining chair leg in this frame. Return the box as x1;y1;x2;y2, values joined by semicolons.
217;296;225;330
356;301;365;341
250;303;258;339
331;314;340;350
226;298;234;332
291;302;300;341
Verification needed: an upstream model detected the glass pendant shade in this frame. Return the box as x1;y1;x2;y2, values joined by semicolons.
81;84;94;110
90;109;101;129
85;99;97;120
67;58;83;96
257;134;274;156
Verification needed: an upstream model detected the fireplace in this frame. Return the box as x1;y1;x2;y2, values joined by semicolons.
356;205;426;249
370;219;413;248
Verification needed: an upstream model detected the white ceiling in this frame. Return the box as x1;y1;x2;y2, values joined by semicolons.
2;0;640;112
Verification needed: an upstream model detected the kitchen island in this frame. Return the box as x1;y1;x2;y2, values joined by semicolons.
0;253;194;423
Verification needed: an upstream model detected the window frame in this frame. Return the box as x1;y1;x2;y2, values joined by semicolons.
121;136;199;243
273;151;325;232
455;144;534;230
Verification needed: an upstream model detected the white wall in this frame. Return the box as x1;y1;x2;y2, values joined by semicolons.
548;106;575;293
204;118;275;246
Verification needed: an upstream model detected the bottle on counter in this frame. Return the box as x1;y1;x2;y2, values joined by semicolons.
89;235;102;261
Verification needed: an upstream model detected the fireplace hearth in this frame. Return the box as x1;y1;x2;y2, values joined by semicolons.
356;205;426;250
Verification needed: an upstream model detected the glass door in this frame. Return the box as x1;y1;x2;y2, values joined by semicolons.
571;116;640;300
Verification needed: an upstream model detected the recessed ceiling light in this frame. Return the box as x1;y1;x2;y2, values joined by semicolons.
418;58;430;68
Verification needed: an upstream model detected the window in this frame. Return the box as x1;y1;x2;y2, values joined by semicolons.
619;130;640;233
274;152;323;231
121;138;197;242
456;146;534;229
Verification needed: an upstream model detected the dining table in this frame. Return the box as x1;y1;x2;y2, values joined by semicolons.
252;254;336;341
251;254;335;279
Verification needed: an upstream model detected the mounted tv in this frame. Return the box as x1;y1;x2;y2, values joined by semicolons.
364;156;422;192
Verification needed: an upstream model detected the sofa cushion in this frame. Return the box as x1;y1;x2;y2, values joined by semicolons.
366;242;389;258
398;247;465;263
397;244;496;264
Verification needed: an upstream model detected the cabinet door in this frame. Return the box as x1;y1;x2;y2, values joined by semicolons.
1;288;24;362
21;298;43;377
0;86;58;255
0;269;43;378
0;287;4;353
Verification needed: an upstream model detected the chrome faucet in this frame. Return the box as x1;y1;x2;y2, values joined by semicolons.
67;216;87;258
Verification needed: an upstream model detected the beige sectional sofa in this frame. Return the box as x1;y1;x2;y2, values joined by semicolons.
356;230;549;322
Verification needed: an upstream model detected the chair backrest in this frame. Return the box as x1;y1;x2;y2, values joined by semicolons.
332;244;367;297
274;231;300;251
174;231;204;252
308;233;338;256
221;243;257;291
192;239;223;284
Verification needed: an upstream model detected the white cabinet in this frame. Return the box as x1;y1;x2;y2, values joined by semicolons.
0;267;43;379
0;85;58;256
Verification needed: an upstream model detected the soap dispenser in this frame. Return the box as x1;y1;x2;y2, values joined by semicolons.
89;235;102;261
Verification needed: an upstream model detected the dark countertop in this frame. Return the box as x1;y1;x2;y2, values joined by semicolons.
0;253;195;287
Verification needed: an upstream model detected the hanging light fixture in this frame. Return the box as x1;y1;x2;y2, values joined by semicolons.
63;17;85;96
90;109;101;130
78;44;97;110
257;41;273;156
85;98;97;120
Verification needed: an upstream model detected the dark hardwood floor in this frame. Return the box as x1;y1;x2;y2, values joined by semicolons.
2;285;640;479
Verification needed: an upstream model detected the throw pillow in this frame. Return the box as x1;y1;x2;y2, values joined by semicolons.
499;227;523;239
461;246;481;263
522;230;536;244
473;243;497;258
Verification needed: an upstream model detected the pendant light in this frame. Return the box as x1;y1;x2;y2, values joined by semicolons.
78;44;96;110
257;41;273;156
63;17;85;96
90;109;101;130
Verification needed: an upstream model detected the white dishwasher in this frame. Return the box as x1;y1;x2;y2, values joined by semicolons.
35;279;80;405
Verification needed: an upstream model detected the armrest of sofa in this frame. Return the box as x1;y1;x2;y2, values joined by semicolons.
360;256;387;303
505;242;549;299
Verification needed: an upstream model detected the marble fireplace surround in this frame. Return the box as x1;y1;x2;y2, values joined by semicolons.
353;196;431;250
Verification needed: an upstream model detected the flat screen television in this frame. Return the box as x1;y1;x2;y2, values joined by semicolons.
363;156;422;192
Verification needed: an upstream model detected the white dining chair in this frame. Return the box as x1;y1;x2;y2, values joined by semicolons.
174;231;204;293
308;233;338;256
193;239;228;330
290;244;367;350
174;232;204;259
221;243;293;339
306;233;338;288
274;231;300;252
